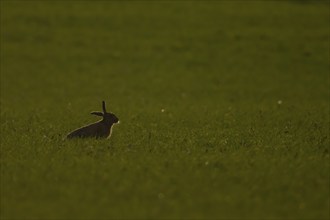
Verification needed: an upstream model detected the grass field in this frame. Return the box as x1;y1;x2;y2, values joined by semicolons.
1;1;329;219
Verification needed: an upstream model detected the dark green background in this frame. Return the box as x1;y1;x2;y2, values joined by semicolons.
1;1;329;219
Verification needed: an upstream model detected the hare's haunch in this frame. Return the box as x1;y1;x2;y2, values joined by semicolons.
67;101;119;139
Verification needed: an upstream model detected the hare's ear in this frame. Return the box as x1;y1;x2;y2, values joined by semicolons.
102;101;107;113
91;111;103;116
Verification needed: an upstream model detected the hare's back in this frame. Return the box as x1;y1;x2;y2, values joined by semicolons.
67;123;100;138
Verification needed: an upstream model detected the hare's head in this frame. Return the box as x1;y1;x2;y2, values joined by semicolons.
91;101;119;124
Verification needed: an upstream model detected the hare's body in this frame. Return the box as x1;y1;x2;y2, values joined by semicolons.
67;101;119;139
67;120;113;139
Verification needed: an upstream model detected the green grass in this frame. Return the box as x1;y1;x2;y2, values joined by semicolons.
1;1;329;219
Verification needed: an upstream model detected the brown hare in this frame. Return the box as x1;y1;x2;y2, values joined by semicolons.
67;101;119;139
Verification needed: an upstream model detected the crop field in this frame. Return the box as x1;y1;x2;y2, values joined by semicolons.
0;1;329;219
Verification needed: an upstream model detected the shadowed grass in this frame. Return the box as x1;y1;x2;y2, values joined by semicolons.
1;1;329;219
